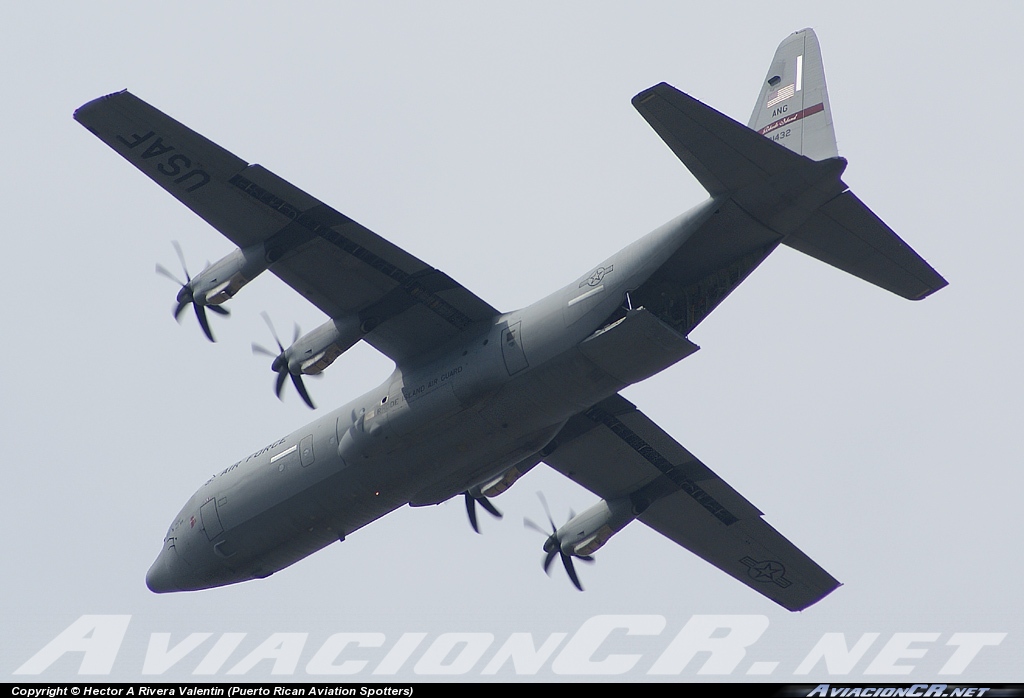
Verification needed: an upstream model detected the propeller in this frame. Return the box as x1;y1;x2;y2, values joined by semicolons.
463;490;502;534
156;240;228;342
252;311;316;409
524;492;593;591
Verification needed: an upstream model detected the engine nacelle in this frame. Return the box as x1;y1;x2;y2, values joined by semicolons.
556;496;643;558
193;243;270;306
285;316;363;376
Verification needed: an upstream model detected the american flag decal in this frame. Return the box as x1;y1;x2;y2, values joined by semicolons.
766;83;795;108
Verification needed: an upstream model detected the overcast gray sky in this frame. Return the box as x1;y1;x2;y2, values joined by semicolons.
2;1;1021;683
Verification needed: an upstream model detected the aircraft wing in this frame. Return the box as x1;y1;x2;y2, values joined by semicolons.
74;91;499;364
543;393;840;611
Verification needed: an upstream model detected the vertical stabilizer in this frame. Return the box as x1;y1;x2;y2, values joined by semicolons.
748;28;838;161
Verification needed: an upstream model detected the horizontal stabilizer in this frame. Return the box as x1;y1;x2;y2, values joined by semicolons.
784;191;947;300
633;82;807;197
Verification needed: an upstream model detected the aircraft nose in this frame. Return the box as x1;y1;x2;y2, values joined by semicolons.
146;545;181;593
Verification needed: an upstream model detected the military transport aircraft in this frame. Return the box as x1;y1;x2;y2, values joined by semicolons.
75;29;945;611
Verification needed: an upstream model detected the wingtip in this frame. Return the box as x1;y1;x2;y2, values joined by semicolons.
73;89;129;122
909;276;949;301
631;82;674;107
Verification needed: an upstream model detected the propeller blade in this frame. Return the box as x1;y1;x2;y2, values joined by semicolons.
291;372;316;409
171;240;190;282
523;517;549;537
155;263;185;287
543;548;558;575
464;492;502;534
252;343;277;358
275;367;288;399
261;311;285;352
561;552;584;591
465;494;480;534
207;304;230;316
537;491;556;532
173;298;189;322
478;497;502;519
194;303;214;342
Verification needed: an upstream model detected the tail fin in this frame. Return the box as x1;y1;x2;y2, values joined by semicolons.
748;28;838;162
